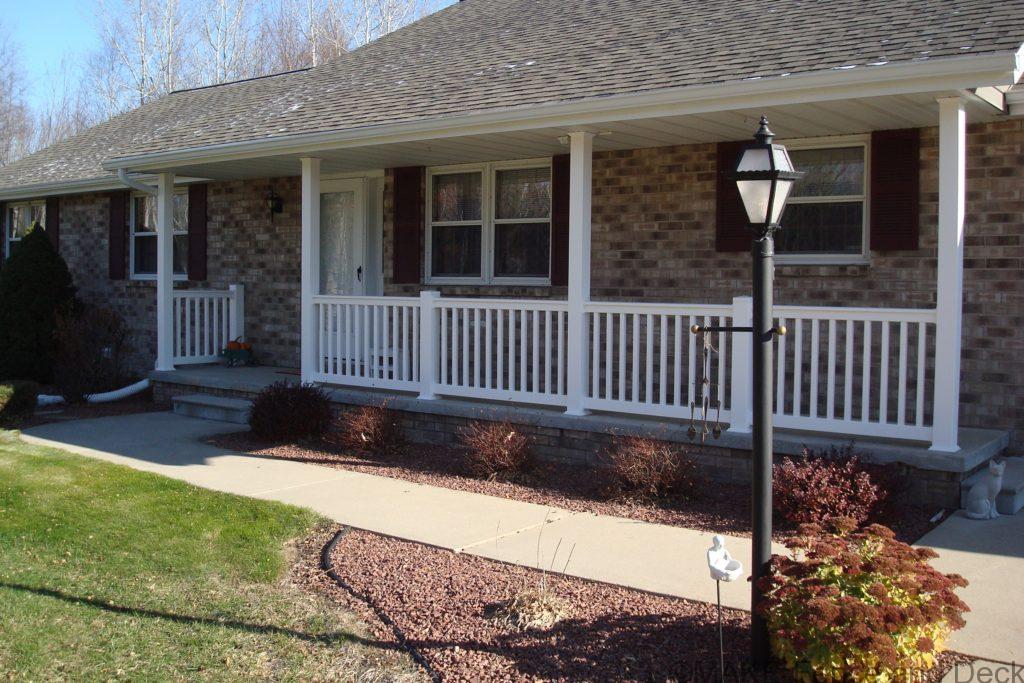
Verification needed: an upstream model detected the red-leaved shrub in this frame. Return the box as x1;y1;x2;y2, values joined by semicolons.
334;403;404;455
759;518;968;681
603;436;702;502
460;420;532;479
249;381;332;442
773;445;881;527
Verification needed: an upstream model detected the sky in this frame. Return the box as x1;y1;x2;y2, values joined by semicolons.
5;0;100;109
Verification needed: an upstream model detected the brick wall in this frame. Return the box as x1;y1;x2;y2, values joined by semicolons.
56;177;302;374
53;118;1024;450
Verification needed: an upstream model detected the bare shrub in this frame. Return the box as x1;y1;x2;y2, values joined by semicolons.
249;382;332;442
334;403;404;455
54;305;131;402
489;588;568;631
459;420;533;479
603;435;702;502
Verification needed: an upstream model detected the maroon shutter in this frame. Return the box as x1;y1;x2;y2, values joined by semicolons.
392;166;424;284
45;197;60;251
187;183;208;281
870;128;920;251
715;140;750;252
0;202;6;259
550;154;570;286
108;191;128;279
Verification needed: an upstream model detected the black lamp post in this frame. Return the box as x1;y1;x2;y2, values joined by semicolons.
732;115;802;668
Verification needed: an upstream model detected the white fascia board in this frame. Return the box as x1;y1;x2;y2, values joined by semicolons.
101;51;1022;173
0;177;124;201
0;174;213;202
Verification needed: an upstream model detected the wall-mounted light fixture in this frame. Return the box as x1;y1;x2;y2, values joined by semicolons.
266;190;284;220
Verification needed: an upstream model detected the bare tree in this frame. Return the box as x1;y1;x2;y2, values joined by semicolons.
0;24;35;166
33;59;99;151
350;0;435;46
196;0;253;83
89;0;189;117
252;0;351;73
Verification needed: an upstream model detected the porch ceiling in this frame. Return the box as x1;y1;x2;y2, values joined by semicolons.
164;89;1005;181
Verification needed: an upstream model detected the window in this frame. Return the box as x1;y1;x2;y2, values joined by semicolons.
776;138;868;263
4;200;46;256
426;160;551;284
130;190;189;278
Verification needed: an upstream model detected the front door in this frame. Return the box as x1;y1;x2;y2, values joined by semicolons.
319;178;365;296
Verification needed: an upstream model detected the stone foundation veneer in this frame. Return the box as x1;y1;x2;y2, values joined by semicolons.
56;119;1024;452
152;377;977;510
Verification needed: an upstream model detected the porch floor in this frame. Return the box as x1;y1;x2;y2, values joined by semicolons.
150;364;1008;475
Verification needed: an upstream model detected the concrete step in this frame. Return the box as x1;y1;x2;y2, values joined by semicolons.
172;394;251;425
961;458;1024;516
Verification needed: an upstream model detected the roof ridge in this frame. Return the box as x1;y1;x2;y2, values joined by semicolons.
169;68;311;95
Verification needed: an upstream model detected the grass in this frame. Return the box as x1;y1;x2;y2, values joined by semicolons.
0;431;419;681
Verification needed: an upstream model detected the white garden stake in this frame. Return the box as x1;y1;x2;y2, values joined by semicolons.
707;535;743;682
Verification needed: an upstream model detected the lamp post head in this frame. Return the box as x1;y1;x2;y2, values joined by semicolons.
753;115;774;145
732;115;803;231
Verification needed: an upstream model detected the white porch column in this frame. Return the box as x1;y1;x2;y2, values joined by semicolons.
931;98;966;453
300;157;321;383
565;131;594;415
154;172;175;371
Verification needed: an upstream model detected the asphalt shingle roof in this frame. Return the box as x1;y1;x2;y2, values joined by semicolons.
2;0;1023;192
0;69;305;191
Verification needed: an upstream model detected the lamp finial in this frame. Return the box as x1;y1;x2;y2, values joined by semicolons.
754;115;774;145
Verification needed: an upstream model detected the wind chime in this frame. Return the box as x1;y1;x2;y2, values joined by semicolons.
688;325;723;443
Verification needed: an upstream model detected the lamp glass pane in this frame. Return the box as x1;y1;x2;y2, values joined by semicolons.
769;179;795;225
771;146;795;173
736;147;771;173
737;179;772;224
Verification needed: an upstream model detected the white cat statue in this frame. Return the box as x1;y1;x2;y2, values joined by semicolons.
964;459;1005;520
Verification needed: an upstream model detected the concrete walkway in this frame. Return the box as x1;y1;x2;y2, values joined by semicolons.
21;411;770;611
918;512;1024;664
19;411;1023;662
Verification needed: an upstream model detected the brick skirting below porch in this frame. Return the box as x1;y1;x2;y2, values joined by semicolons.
151;368;1007;510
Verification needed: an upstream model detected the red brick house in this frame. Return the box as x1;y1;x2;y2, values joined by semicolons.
2;0;1023;505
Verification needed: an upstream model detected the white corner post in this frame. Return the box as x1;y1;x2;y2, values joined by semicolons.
728;296;753;433
418;290;441;400
931;98;966;453
154;172;176;371
300;157;321;383
564;131;595;416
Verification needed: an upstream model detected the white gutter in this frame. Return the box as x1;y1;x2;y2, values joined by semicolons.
117;168;156;195
102;50;1022;173
0;176;126;202
0;173;212;202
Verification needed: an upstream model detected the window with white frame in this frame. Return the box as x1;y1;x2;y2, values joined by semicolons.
777;139;867;261
427;160;552;283
4;200;46;256
131;190;189;278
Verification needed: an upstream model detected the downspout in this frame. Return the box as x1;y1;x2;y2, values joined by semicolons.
117;168;156;195
35;169;164;408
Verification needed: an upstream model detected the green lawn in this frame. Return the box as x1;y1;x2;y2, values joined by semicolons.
0;431;419;681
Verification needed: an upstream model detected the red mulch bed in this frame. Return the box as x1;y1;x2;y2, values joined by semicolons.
292;525;970;682
211;431;939;543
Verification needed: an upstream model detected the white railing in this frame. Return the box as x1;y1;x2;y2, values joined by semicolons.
433;297;569;406
584;301;736;420
310;292;939;445
311;295;421;392
172;284;244;365
773;305;936;441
